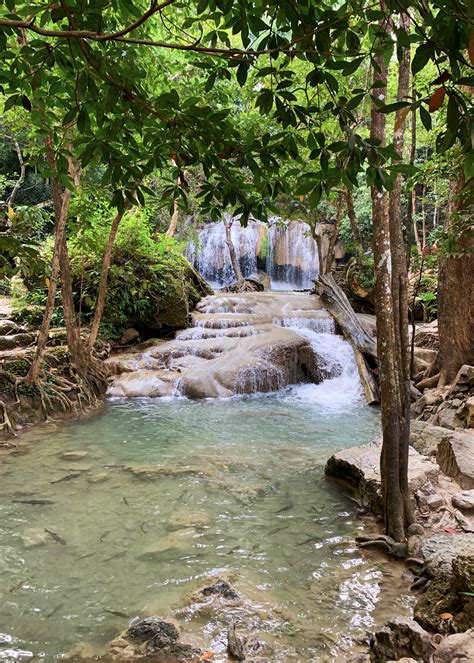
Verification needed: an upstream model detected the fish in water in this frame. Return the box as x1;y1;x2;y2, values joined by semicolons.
123;497;130;507
104;551;126;562
104;609;130;619
50;473;81;485
44;529;67;545
100;530;111;543
276;503;293;514
46;603;64;618
12;499;54;505
296;536;322;547
9;578;30;593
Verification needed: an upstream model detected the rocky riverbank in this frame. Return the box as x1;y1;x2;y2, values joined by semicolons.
325;359;474;661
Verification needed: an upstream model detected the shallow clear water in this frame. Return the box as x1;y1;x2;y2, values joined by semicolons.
0;388;412;661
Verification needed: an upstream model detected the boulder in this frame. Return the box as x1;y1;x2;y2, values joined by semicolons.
370;617;434;662
452;490;474;512
325;440;440;515
414;536;474;634
120;328;140;345
410;420;454;458
436;431;474;489
433;629;474;662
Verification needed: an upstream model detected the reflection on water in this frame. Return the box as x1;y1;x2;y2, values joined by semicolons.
0;394;412;661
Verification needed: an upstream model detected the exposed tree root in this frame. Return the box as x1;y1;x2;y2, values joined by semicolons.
0;350;108;443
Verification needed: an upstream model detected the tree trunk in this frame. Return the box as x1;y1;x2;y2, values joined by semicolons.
388;12;414;529
370;28;407;542
224;215;243;283
26;188;72;383
345;189;364;250
7;135;26;209
324;192;344;273
165;198;179;237
315;272;379;404
437;171;474;385
87;206;128;350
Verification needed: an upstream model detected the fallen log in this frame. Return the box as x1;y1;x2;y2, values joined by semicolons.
314;273;379;404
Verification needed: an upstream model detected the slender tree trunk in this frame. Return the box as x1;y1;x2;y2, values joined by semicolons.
370;27;406;542
87;207;128;350
324;192;344;273
224;215;243;282
166;198;179;237
345;189;364;250
26;188;71;383
437;171;474;385
388;12;414;528
7;135;26;209
406;104;419;262
421;184;427;248
311;224;325;275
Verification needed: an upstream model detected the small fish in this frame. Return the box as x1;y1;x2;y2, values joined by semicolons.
296;536;322;547
9;578;29;593
123;497;130;507
50;473;81;485
140;522;149;534
104;551;126;562
12;499;54;506
77;552;95;560
44;529;67;545
268;525;290;536
46;603;64;618
100;530;111;543
104;609;130;619
276;504;293;514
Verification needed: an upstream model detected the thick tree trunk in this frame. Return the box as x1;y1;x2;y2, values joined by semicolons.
437;172;474;385
345;189;364;250
370;30;408;542
224;215;243;283
324;192;344;273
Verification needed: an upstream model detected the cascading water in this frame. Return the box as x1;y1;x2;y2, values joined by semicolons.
186;217;320;290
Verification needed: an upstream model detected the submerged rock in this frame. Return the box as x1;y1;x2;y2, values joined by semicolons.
21;527;49;548
107;616;202;661
60;451;90;461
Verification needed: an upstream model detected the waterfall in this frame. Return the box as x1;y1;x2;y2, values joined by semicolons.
186;217;320;290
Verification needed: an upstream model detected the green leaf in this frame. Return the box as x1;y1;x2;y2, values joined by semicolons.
236;62;249;86
378;101;412;114
463;151;474;182
342;57;365;76
420;105;432;131
412;43;432;75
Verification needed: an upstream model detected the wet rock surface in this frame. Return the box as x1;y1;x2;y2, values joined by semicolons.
108;292;333;399
107;616;202;661
370;617;435;662
325;439;440;516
